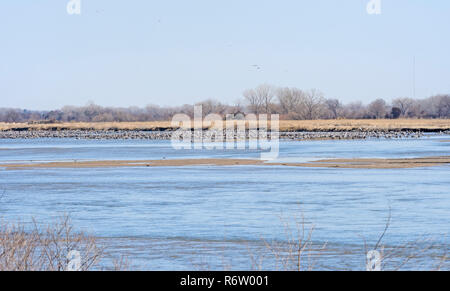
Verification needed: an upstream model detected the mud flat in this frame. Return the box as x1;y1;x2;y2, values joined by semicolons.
2;156;449;170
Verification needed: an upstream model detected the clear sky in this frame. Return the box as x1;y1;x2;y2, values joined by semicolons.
1;0;449;110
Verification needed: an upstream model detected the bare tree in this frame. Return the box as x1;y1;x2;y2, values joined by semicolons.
408;99;426;118
243;84;276;114
301;89;325;120
243;90;263;114
277;87;305;116
368;99;387;119
259;85;276;114
4;110;22;123
342;102;367;119
0;215;104;271
1;91;450;123
325;99;342;119
196;99;227;117
392;98;414;117
431;95;450;118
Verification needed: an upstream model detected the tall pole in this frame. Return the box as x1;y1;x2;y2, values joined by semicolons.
413;56;416;99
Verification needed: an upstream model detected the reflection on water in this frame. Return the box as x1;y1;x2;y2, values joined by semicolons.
0;136;449;270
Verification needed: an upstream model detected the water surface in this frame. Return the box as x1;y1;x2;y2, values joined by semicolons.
0;136;449;270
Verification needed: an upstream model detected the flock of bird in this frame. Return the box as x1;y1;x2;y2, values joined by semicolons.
0;129;440;141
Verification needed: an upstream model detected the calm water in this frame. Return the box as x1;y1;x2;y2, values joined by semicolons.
0;136;449;270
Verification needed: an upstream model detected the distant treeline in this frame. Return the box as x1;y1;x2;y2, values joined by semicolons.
1;85;449;123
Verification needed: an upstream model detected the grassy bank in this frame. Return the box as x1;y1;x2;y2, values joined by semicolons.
0;119;450;132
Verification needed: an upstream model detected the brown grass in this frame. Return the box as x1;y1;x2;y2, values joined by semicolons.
250;208;449;271
258;211;327;271
278;119;450;131
0;215;103;271
1;119;450;132
0;121;174;131
2;156;449;170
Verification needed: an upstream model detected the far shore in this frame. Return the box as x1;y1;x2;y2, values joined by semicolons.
1;119;450;132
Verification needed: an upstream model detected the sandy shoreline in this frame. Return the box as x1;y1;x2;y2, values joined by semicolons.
2;156;449;170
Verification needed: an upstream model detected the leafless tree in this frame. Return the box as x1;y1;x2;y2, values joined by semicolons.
368;99;388;119
301;89;325;120
407;100;426;118
277;87;305;116
243;90;262;114
243;84;276;114
196;99;228;117
0;215;104;271
341;102;367;119
392;98;414;117
325;99;342;119
431;95;450;118
3;110;22;123
1;90;449;123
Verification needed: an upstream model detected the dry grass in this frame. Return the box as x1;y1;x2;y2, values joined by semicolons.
251;209;448;271
0;121;175;131
0;215;103;271
359;208;449;271
1;119;450;132
278;119;450;131
257;212;327;271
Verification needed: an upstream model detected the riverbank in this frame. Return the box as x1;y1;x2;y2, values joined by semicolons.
1;119;450;132
0;119;448;140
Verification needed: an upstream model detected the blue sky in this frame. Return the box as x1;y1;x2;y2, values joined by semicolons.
1;0;449;110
